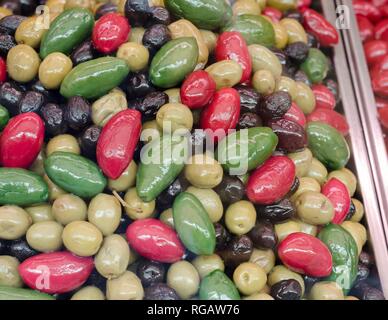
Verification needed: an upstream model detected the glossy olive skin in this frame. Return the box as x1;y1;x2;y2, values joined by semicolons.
238;112;262;129
248;220;278;250
213;175;245;205
156;176;189;211
270;279;302;300
218;235;253;268
95;2;118;20
136;260;166;288
214;223;232;251
0;82;23;116
79;125;101;160
18;91;45;114
148;6;171;26
144;283;180;300
258;91;292;120
64;96;91;132
0;34;16;56
40;103;67;137
126;71;155;99
142;24;171;56
256;198;296;223
268;118;307;153
134;91;169;120
6;238;38;262
234;85;261;113
70;40;95;66
285;41;309;63
124;0;152;27
0;15;26;35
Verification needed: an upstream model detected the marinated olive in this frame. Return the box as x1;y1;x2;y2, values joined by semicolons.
136;260;166;287
64;96;91;131
306;157;328;185
268;265;305;295
7;44;40;83
70;40;95;66
106;271;144;300
258;91;291;120
248;220;277;250
218;235;253;268
159;208;174;229
290;177;321;203
46;134;80;156
18;91;45;114
238;112;262;129
52;194;87;225
252;69;276;95
214;222;231;251
225;200;256;235
79;125;101;160
186;186;223;223
0;82;23;116
274;220;301;242
249;248;276;274
15;16;47;49
108;160;137;192
167;261;200;299
192;254;225;279
351;198;364;223
213;175;245;205
328;167;357;197
270;279;302;300
26;220;63;252
309;281;344;300
142;24;171;56
0;255;22;287
295;191;334;225
92;88;127;127
88;194;121;236
44;174;67;203
144;283;180;300
233;262;267;296
39;52;73;90
40;103;68;137
25;204;54;223
0;205;32;240
156;102;193;132
205;60;243;90
235;85;261;113
124;187;156;220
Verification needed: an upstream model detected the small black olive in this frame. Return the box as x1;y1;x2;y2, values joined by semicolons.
64;96;91;131
214;223;231;251
40;103;68;137
0;239;8;255
84;268;107;293
142;24;171;56
18;91;45;114
218;235;253;268
124;0;151;27
70;40;95;66
234;85;261;113
256;198;296;223
20;0;38;16
268;118;307;153
238;112;262;129
0;81;24;116
258;91;292;120
7;238;38;262
285;42;309;63
0;33;16;56
303;275;319;295
79;125;101;160
0;14;26;35
213;175;245;205
293;70;311;86
126;71;155;99
29;80;59;103
144;283;180;300
95;2;118;20
270;279;302;300
148;6;171;26
136;91;169;120
287;177;300;198
136;260;166;287
248;220;278;250
156;176;190;211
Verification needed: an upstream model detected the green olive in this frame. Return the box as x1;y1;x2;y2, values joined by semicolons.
186;186;224;223
184;153;223;189
129;27;145;44
7;44;41;83
25;204;54;223
267;0;297;11
248;44;282;78
192;254;225;279
0;256;22;288
225;200;256;235
159;208;174;229
124;187;156;220
44;174;67;202
328;168;357;197
52;194;87;225
294;219;318;237
351;198;364;222
205;60;243;89
117;42;149;72
95;234;130;279
288;148;313;178
341;221;367;256
252;69;276;95
106;271;144;300
306;157;328;185
279;18;308;44
167;261;200;299
243;293;274;300
268;265;305;296
290;177;321;203
294;82;316;114
88;193;122;236
309;281;344;300
15;16;47;49
26;221;63;252
62;221;103;257
156;103;193;133
0;205;32;240
108;160;137;192
276;76;297;100
92;88;127;127
46;134;80;156
233;0;261;16
274;220;301;242
200;29;218;53
71;286;105;300
39;52;73;89
295;191;334;225
273;21;288;49
65;0;95;10
249;248;276;274
29;148;46;176
164;88;181;103
233;262;267;296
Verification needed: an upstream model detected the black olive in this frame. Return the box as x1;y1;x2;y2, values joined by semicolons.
256;198;296;223
144;283;180;300
270;279;302;300
271;49;288;68
189;129;209;155
126;71;155;99
286;177;300;198
307;32;320;49
268;118;307;153
20;0;38;16
0;33;16;56
346;200;356;220
0;15;26;35
284;10;304;23
29;80;59;103
303;275;319;295
156;176;190;211
7;238;38;262
40;103;68;137
285;42;309;63
148;6;171;26
95;2;118;20
70;40;95;66
258;91;292;120
135;91;168;120
234;85;261;113
0;81;24;116
359;251;374;267
248;220;278;250
79;125;101;160
142;24;171;56
293;70;311;86
64;96;91;131
213;175;245;205
136;260;166;287
18;91;45;114
124;0;151;27
214;223;231;251
350;281;385;300
218;235;253;268
0;239;8;255
238;112;262;129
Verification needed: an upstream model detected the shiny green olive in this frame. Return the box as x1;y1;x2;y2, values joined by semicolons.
248;44;282;78
46;134;80;156
108;160;137;192
268;265;305;296
267;0;297;11
64;0;95;10
341;221;367;256
294;82;316;114
156;103;193;133
167;261;200;299
309;281;344;300
186;186;224;223
39;52;73;89
288;148;313;178
205;60;243;89
52;194;87;225
117;42;149;72
233;262;267;296
295;191;334;225
25;204;54;223
124;187;156;220
192;254;225;279
274;220;301;242
273;21;288;49
43;174;67;202
328;168;357;197
276;76;297;101
159;208;174;229
306;158;328;185
0;205;32;240
225;200;256;235
279;18;307;44
92;88;127;127
71;286;105;300
249;248;276;274
252;69;276;95
106;271;144;300
88;193;121;236
26;221;63;252
290;177;321;203
351;198;364;222
7;44;41;83
0;256;22;288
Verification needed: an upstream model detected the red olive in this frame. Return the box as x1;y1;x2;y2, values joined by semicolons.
0;57;6;84
246;156;296;205
278;232;332;277
18;251;94;294
312;84;336;110
297;0;312;9
372;69;388;98
363;40;388;66
262;7;282;23
353;0;382;24
378;106;388;132
283;102;307;128
356;15;374;43
375;19;388;42
307;108;349;136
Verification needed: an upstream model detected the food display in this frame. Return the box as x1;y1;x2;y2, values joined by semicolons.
0;0;386;301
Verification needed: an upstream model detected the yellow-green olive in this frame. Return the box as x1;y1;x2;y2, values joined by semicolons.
295;191;334;225
0;205;32;240
273;22;288;49
117;42;149;72
106;271;144;300
294;219;318;237
129;27;145;43
0;7;12;19
268;265;305;295
150;0;165;6
0;256;23;288
328;168;357;197
225;200;256;235
276;76;297;100
200;29;218;53
309;281;344;300
184;153;223;189
141;120;162;144
243;293;274;300
233;0;261;16
52;194;87;225
290;177;321;203
65;0;96;10
279;18;308;44
95;234;131;279
71;286;105;300
288;148;313;178
92;88;127;127
267;0;297;11
351;198;364;223
108;160;137;192
25;204;54;223
233;262;267;296
156;103;193;132
252;69;276;95
248;44;282;78
29;148;46;176
163;88;181;103
62;221;103;256
192;254;225;279
123;187;156;220
186;186;224;223
46;134;80;156
167;261;200;299
249;248;276;274
46;0;66;14
341;221;367;256
205;60;243;89
26;221;63;252
88;194;122;236
44;174;67;202
306;158;328;185
15;16;48;49
159;208;174;229
294;82;316;114
7;44;41;83
274;220;301;242
39;52;73;89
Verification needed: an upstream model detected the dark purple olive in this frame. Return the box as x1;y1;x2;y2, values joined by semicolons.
303;275;319;294
234;85;261;113
156;176;189;210
0;15;26;35
64;96;91;131
238;112;262;129
18;91;45;114
258;91;291;120
218;235;253;268
7;238;38;262
79;125;101;160
40;103;67;137
270;279;302;300
126;71;155;99
136;260;166;287
29;80;59;102
285;42;309;63
20;0;38;16
307;32;320;49
359;251;374;268
213;175;245;205
256;198;295;223
268;118;307;153
0;33;16;56
351;281;385;300
124;0;151;27
142;24;171;56
293;70;311;86
272;49;288;68
135;91;168;119
148;6;171;26
95;2;118;20
144;283;180;300
248;220;277;250
0;81;23;116
214;223;231;251
346;200;356;221
115;214;132;234
286;177;300;198
70;40;95;66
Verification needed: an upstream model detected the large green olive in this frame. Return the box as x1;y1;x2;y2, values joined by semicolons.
26;221;63;252
288;148;313;178
0;256;22;288
108;160;137;192
106;271;144;300
295;191;334;225
248;44;282;78
7;44;41;83
0;206;32;240
225;200;256;235
306;158;328;185
25;204;54;223
123;187;156;220
46;134;80;156
167;261;200;299
192;254;225;279
233;262;267;296
205;60;243;89
249;248;276;274
184;154;223;189
52;194;87;225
